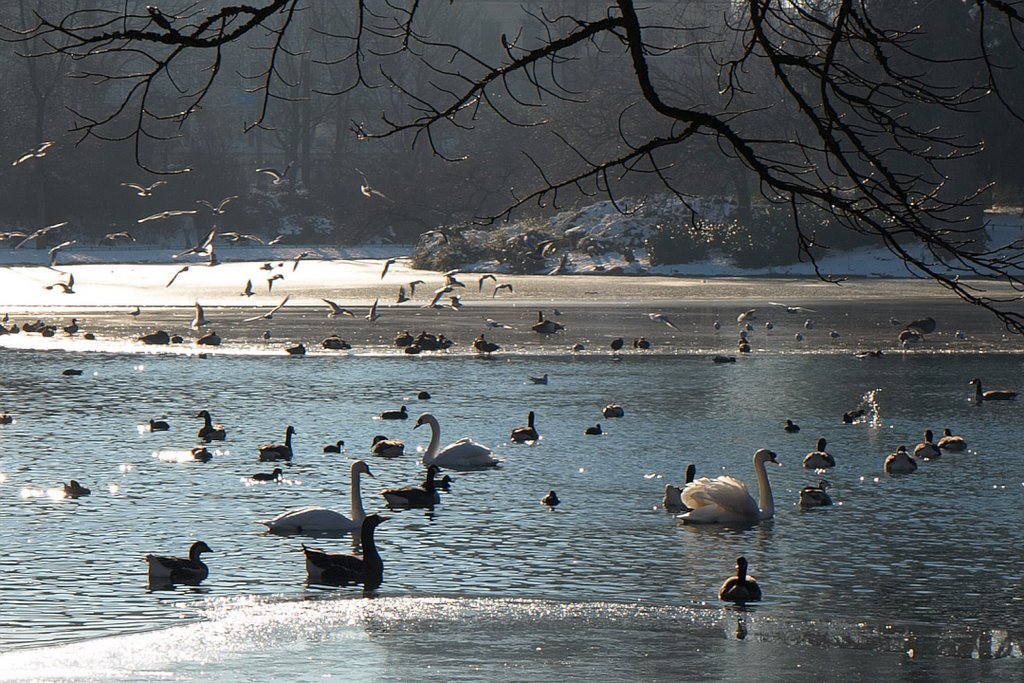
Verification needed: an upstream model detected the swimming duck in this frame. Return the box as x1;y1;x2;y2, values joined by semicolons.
251;468;283;482
417;391;431;400
302;513;388;589
0;412;13;425
803;438;835;469
913;430;940;460
719;557;762;603
510;411;539;444
371;435;405;458
380;465;441;509
969;378;1017;401
937;428;966;452
261;460;373;536
146;540;212;586
147;418;170;432
541;490;560;508
603;404;624;418
884;445;917;474
799;480;833;507
783;419;800;433
259;425;296;461
585;423;602;435
663;463;696;513
529;373;549;385
842;408;865;424
323;440;345;454
63;480;91;498
196;410;226;441
190;446;213;462
378;405;408;420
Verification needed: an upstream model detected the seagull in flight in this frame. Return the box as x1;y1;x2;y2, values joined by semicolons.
48;240;76;268
736;309;757;324
493;283;514;298
292;251;312;271
174;228;216;259
366;298;380;322
356;169;389;200
45;272;74;294
267;273;284;292
407;279;424;296
322;298;355;318
221;232;263;244
241;279;253;297
768;301;817;314
99;231;135;245
428;285;453;308
15;222;68;250
380;257;397;279
138;209;198;223
449;295;464;311
166;265;190;287
197;196;238;215
192;302;209;330
256;162;293;185
648;313;679;330
243;296;290;322
267;234;286;246
13;141;54;166
478;274;496;291
396;285;410;304
120;181;166;197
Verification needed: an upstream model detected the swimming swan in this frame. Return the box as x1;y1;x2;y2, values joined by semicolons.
415;413;499;470
678;449;779;524
260;460;373;535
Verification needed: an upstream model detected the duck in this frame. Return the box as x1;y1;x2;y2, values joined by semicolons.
0;412;13;425
147;418;170;432
379;405;408;420
529;373;549;385
286;343;306;355
371;435;405;458
323;440;345;453
783;419;800;433
302;513;388;589
719;556;762;603
196;410;226;441
63;480;91;498
196;330;221;346
259;425;296;461
610;337;624;354
884;445;917;474
190;446;213;462
510;411;539;444
799;480;833;507
415;413;499;470
937;427;966;452
417;391;431;400
913;429;940;460
139;330;171;345
802;438;835;469
602;404;625;418
146;540;212;586
679;449;779;524
321;335;352;350
261;460;374;536
584;423;603;435
970;378;1017;401
380;465;441;509
842;408;865;424
251;468;283;482
663;463;696;513
541;490;560;508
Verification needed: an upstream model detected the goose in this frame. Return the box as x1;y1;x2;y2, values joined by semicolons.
371;435;405;458
415;413;499;470
251;468;283;482
63;480;91;498
541;490;560;508
532;311;564;334
884;445;917;474
473;334;500;356
719;556;762;603
799;480;833;507
802;438;835;469
0;412;13;425
603;404;625;418
610;337;624;354
196;330;221;346
323;440;345;454
510;411;539;444
937;428;966;452
146;541;212;586
679;449;779;524
261;460;374;535
842;408;865;424
783;419;800;433
321;335;351;350
285;343;306;356
302;513;388;589
259;426;296;461
913;430;940;460
970;378;1017;401
381;465;441;508
584;423;602;435
147;418;170;432
379;405;408;420
663;463;696;513
196;410;226;441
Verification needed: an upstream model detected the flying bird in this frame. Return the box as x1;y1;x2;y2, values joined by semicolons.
220;231;263;244
408;280;424;296
256;162;293;185
120;181;166;197
449;295;464;311
267;234;286;245
15;222;69;250
428;285;453;308
366;298;380;322
322;298;355;318
241;279;253;297
396;285;410;304
478;274;497;291
48;240;76;268
192;302;208;330
12;141;54;166
356;169;389;199
736;309;757;323
648;312;679;330
444;272;466;288
493;283;514;297
173;228;217;259
267;273;284;292
99;231;135;245
166;265;190;287
768;301;817;314
243;296;290;322
292;251;312;271
380;257;397;279
138;209;198;223
197;196;238;214
44;272;74;294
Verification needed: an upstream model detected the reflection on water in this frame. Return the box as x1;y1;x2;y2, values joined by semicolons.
0;328;1023;679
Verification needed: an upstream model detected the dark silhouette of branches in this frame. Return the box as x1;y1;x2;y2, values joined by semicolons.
7;1;1024;329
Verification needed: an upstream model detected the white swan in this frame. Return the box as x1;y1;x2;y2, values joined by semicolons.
415;413;499;470
678;449;779;524
260;460;373;535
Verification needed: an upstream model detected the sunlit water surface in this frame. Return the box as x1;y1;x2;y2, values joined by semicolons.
1;297;1023;680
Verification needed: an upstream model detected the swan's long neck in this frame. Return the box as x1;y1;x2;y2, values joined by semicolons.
351;470;366;521
754;456;774;520
423;417;440;465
